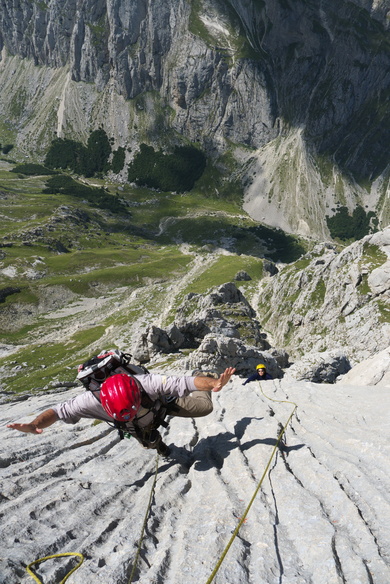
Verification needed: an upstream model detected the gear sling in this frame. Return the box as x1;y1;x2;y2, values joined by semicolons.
76;350;176;450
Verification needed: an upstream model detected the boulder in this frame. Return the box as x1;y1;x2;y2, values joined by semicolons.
165;323;186;349
284;349;351;383
185;333;283;378
337;347;390;387
234;270;252;281
132;325;175;363
263;259;279;276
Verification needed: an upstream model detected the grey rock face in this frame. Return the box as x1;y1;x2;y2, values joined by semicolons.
0;0;277;148
1;1;389;239
256;228;390;363
1;0;389;173
283;349;351;383
2;375;390;584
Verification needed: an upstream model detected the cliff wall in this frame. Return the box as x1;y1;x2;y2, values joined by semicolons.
0;0;389;238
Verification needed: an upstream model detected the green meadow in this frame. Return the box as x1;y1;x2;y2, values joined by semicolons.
0;160;307;392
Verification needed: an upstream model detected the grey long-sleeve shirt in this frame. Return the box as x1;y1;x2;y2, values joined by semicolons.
52;373;197;431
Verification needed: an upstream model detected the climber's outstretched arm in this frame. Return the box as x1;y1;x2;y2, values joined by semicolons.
194;368;236;393
7;408;59;434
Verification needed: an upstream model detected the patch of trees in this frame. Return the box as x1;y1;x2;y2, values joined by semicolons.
44;129;112;177
111;147;126;174
326;205;378;241
44;131;207;191
43;175;126;213
11;164;57;176
128;144;206;192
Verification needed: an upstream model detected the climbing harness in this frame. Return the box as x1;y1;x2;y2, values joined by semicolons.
26;552;84;584
205;380;298;584
128;452;160;584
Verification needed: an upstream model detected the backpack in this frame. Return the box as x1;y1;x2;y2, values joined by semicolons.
76;349;149;391
76;349;170;443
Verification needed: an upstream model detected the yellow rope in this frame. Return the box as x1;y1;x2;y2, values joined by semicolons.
205;380;297;584
26;552;84;584
128;452;160;584
25;452;160;584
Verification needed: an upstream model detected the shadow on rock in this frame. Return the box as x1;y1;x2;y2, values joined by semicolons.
240;437;305;454
193;432;237;471
234;416;264;440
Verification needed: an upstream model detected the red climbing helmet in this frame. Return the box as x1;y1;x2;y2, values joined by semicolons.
100;374;141;422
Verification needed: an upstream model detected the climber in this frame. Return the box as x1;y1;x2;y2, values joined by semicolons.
242;363;272;385
7;367;236;457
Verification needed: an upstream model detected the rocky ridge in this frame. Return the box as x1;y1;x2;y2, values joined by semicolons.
254;228;390;363
127;224;390;381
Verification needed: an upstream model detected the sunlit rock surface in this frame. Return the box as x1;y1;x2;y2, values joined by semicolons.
1;374;389;583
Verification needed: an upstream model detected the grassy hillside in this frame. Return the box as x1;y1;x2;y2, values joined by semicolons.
0;160;308;393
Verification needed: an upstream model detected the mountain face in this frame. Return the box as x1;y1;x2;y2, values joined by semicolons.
254;228;390;363
0;0;389;238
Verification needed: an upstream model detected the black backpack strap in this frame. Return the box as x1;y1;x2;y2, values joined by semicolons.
114;420;126;440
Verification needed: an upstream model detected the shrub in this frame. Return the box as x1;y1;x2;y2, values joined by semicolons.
44;138;83;171
2;144;14;154
43;174;95;197
85;129;111;176
111;146;126;173
248;224;306;263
